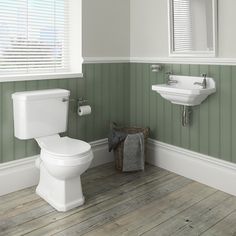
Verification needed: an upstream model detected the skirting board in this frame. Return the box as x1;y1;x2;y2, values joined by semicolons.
0;138;113;196
147;139;236;196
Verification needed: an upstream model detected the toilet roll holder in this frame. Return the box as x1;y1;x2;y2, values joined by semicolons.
78;97;88;106
77;98;91;116
62;97;89;114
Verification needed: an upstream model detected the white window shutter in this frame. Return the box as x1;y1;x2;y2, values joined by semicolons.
0;0;69;75
173;0;193;52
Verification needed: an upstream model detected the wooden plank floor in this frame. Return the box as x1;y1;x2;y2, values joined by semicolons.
1;163;236;236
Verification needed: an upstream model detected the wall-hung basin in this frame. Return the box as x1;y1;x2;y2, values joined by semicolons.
152;75;216;106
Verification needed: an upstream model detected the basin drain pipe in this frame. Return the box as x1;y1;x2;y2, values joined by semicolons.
182;106;191;127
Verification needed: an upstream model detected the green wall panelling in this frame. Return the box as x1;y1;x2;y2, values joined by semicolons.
208;65;220;158
129;63;236;164
199;65;209;155
1;62;236;165
163;64;172;144
180;64;190;149
171;64;182;147
149;64;158;138
220;66;232;162
0;63;130;163
189;65;200;153
0;83;2;162
232;67;236;163
142;64;150;129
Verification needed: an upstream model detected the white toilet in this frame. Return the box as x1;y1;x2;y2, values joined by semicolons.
12;89;93;212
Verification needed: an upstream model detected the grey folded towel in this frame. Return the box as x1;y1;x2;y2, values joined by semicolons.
123;132;144;172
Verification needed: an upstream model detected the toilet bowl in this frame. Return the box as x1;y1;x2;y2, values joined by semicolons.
35;135;93;211
12;89;94;212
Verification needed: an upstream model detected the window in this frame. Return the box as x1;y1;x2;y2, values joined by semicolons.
0;0;82;79
169;0;217;57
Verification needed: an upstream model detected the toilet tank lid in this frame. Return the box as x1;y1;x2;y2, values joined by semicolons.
12;89;70;101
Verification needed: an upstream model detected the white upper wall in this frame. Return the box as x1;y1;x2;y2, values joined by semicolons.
130;0;236;58
130;0;168;58
83;0;236;59
82;0;130;57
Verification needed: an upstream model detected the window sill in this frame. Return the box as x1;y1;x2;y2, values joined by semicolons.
0;72;83;83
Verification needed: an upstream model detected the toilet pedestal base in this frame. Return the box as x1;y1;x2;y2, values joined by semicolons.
36;163;85;212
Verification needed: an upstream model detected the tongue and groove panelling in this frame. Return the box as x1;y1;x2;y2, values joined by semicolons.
1;62;236;164
0;63;130;163
129;63;235;163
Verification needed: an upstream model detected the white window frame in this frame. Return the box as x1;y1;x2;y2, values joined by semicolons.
168;0;218;58
0;0;83;82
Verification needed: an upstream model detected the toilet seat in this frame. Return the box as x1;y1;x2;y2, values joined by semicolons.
36;135;92;159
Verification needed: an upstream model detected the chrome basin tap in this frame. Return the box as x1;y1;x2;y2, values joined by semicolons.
194;73;207;89
166;72;178;85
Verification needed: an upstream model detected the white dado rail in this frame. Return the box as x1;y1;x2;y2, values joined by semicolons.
83;57;236;66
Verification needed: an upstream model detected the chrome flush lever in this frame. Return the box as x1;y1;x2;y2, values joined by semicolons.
62;98;76;102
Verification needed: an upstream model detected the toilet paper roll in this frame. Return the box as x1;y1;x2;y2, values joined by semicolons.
78;105;92;116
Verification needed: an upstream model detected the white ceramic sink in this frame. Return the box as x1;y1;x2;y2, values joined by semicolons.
152;75;216;106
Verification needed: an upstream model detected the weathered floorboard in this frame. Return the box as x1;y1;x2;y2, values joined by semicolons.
0;163;236;236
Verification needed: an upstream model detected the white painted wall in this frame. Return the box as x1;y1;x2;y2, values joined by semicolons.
82;0;130;57
130;0;236;58
83;0;236;59
130;0;168;58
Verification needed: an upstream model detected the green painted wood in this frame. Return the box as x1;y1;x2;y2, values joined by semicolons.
0;84;2;163
149;64;158;139
172;64;182;147
123;63;130;126
220;66;232;162
1;62;236;165
85;64;95;142
208;65;220;158
189;65;200;152
129;63;236;164
37;80;48;90
117;64;125;126
180;64;190;149
163;64;173;144
130;63;137;126
232;67;236;163
101;64;110;137
2;83;15;162
0;64;129;163
156;64;165;140
76;75;86;141
136;63;143;127
143;64;150;129
94;64;102;140
109;64;118;126
68;79;78;139
199;65;209;155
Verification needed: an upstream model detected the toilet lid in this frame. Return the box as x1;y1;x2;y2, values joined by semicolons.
39;136;91;157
